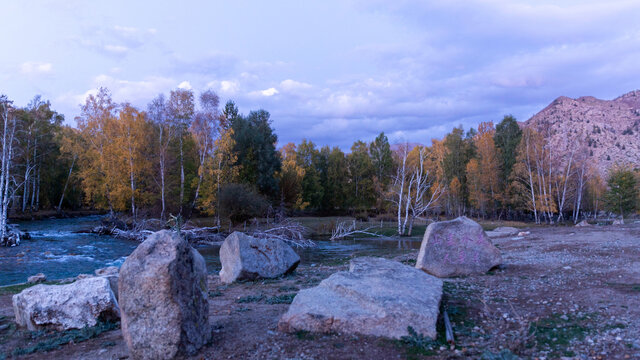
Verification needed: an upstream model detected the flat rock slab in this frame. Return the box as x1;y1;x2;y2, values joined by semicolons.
219;231;300;284
119;230;210;360
278;257;442;339
13;277;119;331
416;216;502;278
486;226;519;238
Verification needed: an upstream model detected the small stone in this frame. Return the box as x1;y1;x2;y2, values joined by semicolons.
27;273;46;284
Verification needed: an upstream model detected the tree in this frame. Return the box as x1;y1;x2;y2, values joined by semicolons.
604;165;639;220
57;126;82;213
320;146;348;212
147;94;173;220
279;143;306;210
76;87;118;212
189;90;220;214
494;115;522;188
296;139;323;209
231;109;281;198
0;95;17;242
466;122;500;217
167;88;195;213
347;140;375;210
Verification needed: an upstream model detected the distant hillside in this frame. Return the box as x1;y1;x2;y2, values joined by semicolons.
524;90;640;175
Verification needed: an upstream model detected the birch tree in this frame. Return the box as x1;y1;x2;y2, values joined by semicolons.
0;96;17;243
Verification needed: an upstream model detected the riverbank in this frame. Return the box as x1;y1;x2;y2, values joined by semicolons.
1;222;639;359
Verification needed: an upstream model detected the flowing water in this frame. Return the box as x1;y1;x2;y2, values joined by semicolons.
0;216;421;286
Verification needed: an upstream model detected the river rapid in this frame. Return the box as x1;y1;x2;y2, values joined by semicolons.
0;216;421;286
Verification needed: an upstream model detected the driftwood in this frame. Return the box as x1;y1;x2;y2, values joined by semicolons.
93;216;313;247
330;220;384;241
443;309;455;345
249;219;314;248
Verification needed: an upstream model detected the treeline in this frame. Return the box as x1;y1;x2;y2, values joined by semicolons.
0;89;638;237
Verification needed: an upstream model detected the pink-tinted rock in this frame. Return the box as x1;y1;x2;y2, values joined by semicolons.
415;216;501;278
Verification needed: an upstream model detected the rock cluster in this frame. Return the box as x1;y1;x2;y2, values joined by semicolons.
219;231;300;283
415;216;502;277
486;226;519;238
119;230;210;360
279;257;442;339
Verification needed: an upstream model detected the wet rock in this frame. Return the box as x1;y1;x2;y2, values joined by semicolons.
219;231;300;284
278;257;442;339
119;230;210;360
486;227;519;238
415;216;502;278
12;277;120;331
27;273;46;284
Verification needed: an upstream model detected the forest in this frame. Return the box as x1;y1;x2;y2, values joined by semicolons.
0;87;638;245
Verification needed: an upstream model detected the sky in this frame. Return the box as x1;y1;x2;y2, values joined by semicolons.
1;0;640;149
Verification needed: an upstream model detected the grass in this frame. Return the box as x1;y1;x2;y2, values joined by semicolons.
527;313;595;357
398;326;440;357
278;285;299;292
266;293;297;304
11;321;119;356
236;294;265;303
606;282;640;293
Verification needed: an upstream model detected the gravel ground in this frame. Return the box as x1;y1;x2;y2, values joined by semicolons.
1;221;639;359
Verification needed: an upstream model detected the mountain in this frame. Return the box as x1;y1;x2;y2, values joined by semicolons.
524;90;640;175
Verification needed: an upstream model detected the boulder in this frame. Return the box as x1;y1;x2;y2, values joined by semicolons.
12;277;120;331
27;273;46;284
415;216;502;278
119;230;210;360
486;226;519;238
575;220;592;227
612;219;624;225
95;266;119;300
278;257;442;339
219;231;300;284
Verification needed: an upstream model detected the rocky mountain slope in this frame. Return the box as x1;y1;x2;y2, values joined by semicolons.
525;90;640;175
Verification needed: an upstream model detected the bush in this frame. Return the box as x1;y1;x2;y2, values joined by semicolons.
218;183;269;225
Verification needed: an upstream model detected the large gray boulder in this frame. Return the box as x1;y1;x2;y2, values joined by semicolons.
278;257;442;339
219;231;300;284
12;277;120;331
119;230;210;360
416;216;502;278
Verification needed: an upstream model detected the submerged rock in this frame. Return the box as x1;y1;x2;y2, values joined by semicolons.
27;273;46;284
415;216;502;278
219;231;300;284
278;257;442;339
119;230;210;360
12;277;119;331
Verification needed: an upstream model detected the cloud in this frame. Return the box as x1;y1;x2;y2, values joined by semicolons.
178;81;192;90
74;25;157;57
20;62;53;75
249;87;279;97
280;79;312;92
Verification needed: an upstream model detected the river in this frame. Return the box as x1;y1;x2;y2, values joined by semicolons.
0;216;421;286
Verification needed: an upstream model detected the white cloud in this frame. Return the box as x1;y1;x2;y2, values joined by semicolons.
249;87;279;97
20;62;53;75
103;44;129;55
280;79;312;92
178;81;192;90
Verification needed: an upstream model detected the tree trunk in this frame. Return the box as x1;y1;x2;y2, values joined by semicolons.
57;155;76;213
179;133;184;214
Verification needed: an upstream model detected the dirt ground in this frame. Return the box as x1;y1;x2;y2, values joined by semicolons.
1;222;639;359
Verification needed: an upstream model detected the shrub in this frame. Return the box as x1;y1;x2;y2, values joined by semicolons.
218;183;269;225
